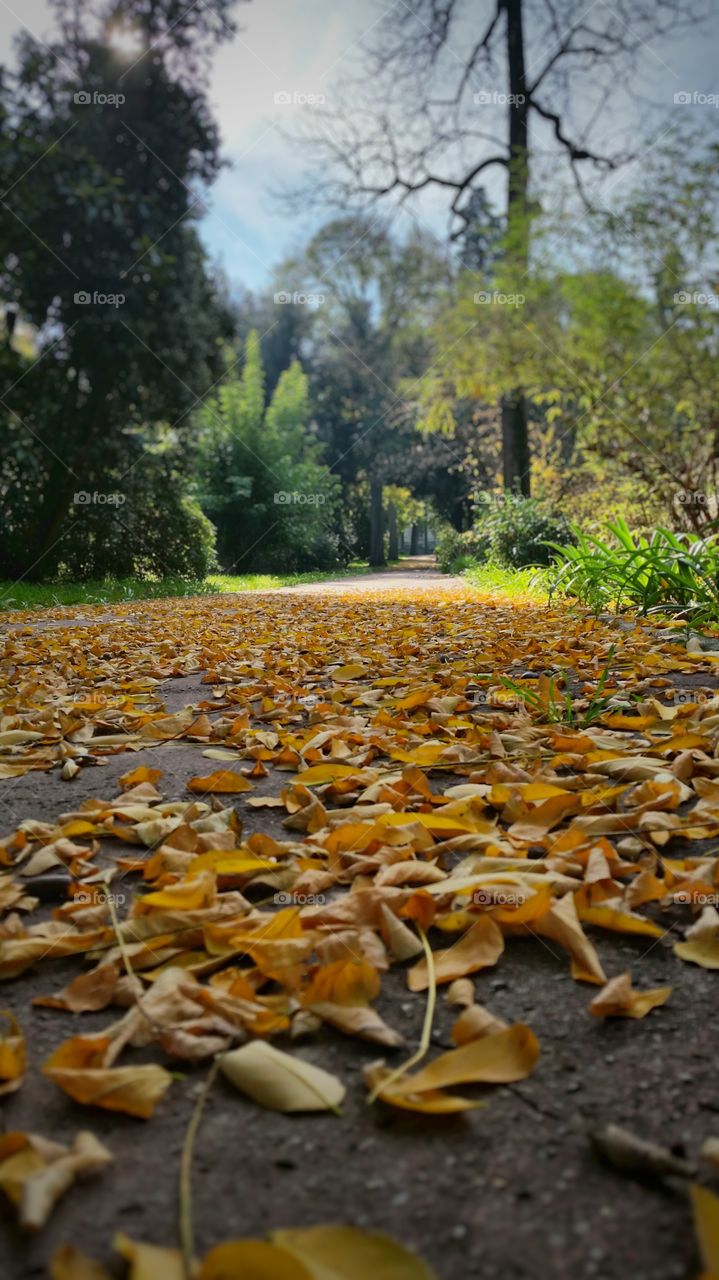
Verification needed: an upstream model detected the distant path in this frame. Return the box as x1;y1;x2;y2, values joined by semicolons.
273;554;464;594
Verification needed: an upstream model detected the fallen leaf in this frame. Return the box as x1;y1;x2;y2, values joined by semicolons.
43;1037;172;1119
589;972;672;1019
0;1010;25;1094
407;915;504;991
589;1123;695;1180
187;771;253;794
220;1041;345;1112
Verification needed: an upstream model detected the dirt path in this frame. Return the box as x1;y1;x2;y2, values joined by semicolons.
0;570;717;1279
273;556;462;594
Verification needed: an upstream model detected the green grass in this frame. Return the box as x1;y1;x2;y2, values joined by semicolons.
0;564;371;612
548;519;719;624
462;561;551;601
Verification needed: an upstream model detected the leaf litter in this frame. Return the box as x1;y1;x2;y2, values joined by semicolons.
2;587;719;1272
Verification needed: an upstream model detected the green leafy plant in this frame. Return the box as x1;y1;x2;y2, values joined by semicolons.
549;519;719;624
500;645;616;727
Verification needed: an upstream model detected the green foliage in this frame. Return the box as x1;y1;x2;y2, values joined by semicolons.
0;566;372;613
462;563;551;600
0;0;236;580
52;455;217;581
500;646;616;728
436;527;491;573
438;494;572;573
549;520;719;624
198;334;342;572
479;493;573;568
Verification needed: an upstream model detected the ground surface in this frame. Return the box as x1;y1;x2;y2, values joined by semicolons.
1;562;718;1279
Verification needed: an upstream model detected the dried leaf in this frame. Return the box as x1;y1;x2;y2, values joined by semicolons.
220;1041;345;1112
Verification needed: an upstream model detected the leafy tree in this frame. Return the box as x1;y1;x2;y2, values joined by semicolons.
197;333;341;572
270;217;453;563
0;0;237;578
291;0;708;495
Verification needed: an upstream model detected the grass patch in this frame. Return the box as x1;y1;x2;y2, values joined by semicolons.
462;561;551;601
0;564;371;613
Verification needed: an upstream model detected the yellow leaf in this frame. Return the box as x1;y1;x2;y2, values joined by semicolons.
186;770;253;793
691;1184;719;1279
198;1241;311;1280
114;1233;185;1280
589;972;672;1019
51;1245;112;1280
407;915;504;991
577;903;664;938
43;1037;172;1119
332;663;367;681
675;906;719;969
220;1042;345;1112
402;1024;540;1090
0;1010;25;1096
378;812;474;836
272;1225;438;1279
297;763;359;785
119;766;163;790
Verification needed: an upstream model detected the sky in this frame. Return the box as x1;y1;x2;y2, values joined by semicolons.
1;0;717;293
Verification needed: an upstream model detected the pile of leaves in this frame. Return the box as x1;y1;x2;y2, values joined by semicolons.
2;586;719;1274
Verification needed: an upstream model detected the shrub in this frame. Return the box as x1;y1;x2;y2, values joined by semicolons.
436;527;491;572
437;494;572;572
197;335;342;572
549;519;719;623
481;493;574;568
57;472;217;581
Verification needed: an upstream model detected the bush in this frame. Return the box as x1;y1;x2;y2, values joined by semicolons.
436;527;491;572
437;494;572;572
549;518;719;623
481;493;574;568
197;335;343;573
56;463;217;581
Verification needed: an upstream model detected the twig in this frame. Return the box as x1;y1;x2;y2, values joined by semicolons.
179;1055;221;1277
368;923;436;1104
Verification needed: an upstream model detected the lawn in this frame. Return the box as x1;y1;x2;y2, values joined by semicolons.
0;564;371;612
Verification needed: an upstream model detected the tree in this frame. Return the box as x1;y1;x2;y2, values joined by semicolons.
0;0;238;578
292;0;708;495
427;135;719;532
270;217;452;563
196;333;341;572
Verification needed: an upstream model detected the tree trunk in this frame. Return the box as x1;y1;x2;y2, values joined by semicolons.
501;394;530;496
501;0;531;495
387;502;399;560
369;480;386;566
410;523;419;554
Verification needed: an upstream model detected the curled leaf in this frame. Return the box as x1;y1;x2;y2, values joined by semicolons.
220;1041;345;1112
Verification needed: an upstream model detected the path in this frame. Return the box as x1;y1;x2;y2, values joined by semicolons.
0;571;717;1279
274;555;459;594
